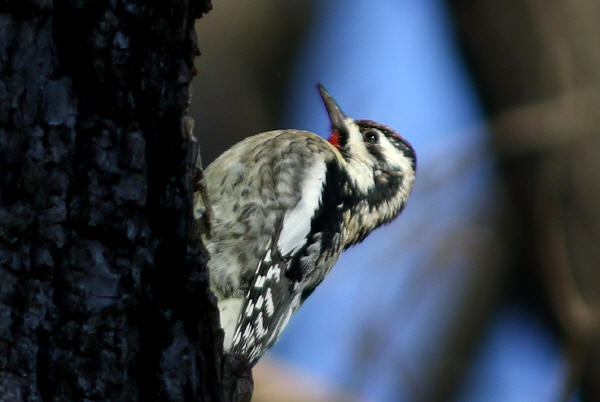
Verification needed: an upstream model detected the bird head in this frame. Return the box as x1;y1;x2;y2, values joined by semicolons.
318;83;417;243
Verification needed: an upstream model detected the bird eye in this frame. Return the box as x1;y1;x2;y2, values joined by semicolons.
364;130;379;144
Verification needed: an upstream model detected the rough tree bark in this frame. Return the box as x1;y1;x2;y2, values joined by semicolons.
0;1;252;401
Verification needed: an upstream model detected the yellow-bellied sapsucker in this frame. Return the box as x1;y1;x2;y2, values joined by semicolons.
195;84;416;366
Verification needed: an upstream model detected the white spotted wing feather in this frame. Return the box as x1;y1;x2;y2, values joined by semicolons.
198;130;344;365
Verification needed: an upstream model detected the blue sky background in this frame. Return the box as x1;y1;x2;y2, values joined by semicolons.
263;1;572;401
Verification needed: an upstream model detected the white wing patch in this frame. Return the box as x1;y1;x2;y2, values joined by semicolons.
266;265;281;281
265;287;274;316
277;159;327;256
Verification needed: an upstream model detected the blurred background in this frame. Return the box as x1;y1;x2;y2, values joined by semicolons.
192;1;600;401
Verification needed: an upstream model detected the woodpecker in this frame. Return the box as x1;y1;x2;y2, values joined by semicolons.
195;84;416;366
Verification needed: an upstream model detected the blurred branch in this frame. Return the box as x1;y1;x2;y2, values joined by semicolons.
536;158;600;340
492;86;600;155
448;0;600;400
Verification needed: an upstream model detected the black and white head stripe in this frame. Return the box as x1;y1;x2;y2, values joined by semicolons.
356;120;416;172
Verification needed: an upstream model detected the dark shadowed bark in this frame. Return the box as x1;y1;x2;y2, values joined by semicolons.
0;0;252;400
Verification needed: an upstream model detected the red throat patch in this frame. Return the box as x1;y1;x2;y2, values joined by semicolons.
328;130;341;148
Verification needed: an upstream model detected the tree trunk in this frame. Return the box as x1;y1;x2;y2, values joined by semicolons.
0;1;251;400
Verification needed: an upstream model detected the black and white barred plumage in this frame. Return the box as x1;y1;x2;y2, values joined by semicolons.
195;84;416;365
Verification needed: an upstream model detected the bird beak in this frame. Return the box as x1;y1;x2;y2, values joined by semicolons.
318;83;347;131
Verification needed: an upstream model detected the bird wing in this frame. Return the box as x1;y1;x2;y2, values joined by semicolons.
229;239;302;365
225;140;346;364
